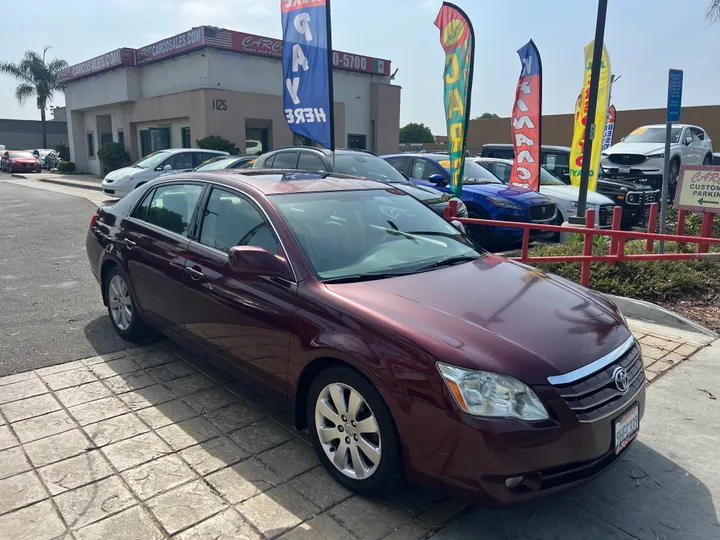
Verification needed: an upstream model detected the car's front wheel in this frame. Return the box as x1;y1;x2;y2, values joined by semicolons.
105;267;147;341
307;366;401;496
703;154;712;166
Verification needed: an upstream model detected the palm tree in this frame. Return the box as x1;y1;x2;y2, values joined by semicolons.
0;47;68;149
707;0;720;23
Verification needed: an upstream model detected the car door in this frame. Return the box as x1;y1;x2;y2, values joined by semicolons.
691;128;709;163
182;186;297;393
121;182;205;333
678;127;696;163
409;158;451;192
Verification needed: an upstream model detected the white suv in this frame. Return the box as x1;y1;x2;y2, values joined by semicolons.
600;124;713;193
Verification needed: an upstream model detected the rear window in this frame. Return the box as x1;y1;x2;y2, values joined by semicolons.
9;151;34;159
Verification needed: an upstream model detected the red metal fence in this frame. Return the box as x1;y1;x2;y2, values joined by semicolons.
444;201;720;287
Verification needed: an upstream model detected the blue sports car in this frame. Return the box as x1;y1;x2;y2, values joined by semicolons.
382;153;559;248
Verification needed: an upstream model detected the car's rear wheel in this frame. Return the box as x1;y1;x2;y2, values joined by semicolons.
105;267;147;341
307;366;401;496
703;154;712;166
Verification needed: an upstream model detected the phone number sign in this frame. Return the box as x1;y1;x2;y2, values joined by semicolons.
675;165;720;214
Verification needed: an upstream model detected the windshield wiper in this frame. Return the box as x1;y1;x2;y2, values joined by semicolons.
415;255;479;272
321;272;410;284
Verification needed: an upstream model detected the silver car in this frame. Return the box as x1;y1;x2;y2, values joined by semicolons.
101;148;229;197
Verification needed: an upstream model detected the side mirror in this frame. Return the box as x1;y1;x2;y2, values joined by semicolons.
163;164;172;171
685;136;693;146
428;173;446;185
228;246;293;280
451;220;466;234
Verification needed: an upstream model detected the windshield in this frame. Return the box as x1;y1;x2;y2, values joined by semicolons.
196;158;237;171
9;151;34;159
334;154;407;183
539;167;565;185
132;151;172;169
623;127;681;144
436;158;502;184
271;188;482;280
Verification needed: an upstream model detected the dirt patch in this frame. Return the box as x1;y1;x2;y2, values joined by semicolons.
659;295;720;334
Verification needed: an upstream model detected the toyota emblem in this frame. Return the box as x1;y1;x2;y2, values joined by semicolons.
612;366;629;393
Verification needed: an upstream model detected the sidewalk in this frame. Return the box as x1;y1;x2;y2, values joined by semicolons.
33;172;104;192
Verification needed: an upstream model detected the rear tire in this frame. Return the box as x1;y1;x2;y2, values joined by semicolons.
307;366;402;497
104;267;148;342
703;154;712;166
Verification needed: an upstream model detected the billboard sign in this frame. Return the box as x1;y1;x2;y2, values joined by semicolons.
674;165;720;214
59;49;135;82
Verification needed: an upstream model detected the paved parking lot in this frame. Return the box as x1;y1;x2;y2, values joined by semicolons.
0;320;713;540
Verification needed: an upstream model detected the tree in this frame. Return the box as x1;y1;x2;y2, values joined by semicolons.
476;112;500;119
399;122;434;144
707;0;720;23
0;47;68;149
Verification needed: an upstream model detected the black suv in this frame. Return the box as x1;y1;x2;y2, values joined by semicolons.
252;147;468;218
480;144;660;229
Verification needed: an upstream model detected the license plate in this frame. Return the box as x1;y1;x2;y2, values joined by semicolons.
614;404;639;454
618;166;631;174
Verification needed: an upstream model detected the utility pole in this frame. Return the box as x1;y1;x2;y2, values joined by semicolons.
570;0;609;224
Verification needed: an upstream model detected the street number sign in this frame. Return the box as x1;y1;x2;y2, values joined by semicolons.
674;165;720;214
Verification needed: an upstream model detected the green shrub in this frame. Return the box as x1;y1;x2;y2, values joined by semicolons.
55;142;70;161
97;142;131;174
57;160;76;173
196;135;239;154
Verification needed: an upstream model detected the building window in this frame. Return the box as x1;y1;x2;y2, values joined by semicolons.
87;132;95;158
347;134;367;150
118;130;125;147
100;133;113;148
181;127;191;148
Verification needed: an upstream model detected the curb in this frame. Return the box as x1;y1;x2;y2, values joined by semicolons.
35;177;103;192
603;293;718;338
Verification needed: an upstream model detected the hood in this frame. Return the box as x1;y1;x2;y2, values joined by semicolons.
325;256;630;385
104;166;139;181
597;176;654;191
541;185;614;205
464;183;553;204
391;181;452;204
11;158;37;163
605;142;666;156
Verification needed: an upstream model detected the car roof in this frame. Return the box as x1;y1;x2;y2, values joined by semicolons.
262;146;378;157
175;169;390;195
639;123;697;129
473;157;513;164
160;148;227;154
482;144;572;152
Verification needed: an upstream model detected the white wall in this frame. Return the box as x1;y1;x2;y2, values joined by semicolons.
65;69;137;111
139;52;209;100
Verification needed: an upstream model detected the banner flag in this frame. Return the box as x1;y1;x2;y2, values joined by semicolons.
281;0;334;150
509;40;542;191
435;2;475;197
569;41;611;191
601;104;616;151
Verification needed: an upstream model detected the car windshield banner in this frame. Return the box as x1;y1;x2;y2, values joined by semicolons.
569;41;611;192
281;0;334;150
435;2;475;197
601;104;616;151
509;40;542;191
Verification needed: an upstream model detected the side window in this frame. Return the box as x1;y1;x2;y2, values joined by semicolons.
143;184;204;236
132;188;155;222
492;162;512;182
199;188;279;254
692;128;705;141
168;152;194;171
271;152;300;169
297;153;327;171
264;156;275;168
411;159;444;180
232;158;256;169
196;152;220;167
386;157;411;175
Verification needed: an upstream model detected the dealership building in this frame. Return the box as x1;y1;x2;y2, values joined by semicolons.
61;26;401;175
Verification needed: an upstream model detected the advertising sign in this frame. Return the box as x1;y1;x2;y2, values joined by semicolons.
674;165;720;214
509;40;542;191
281;0;334;150
569;41;611;192
601;105;616;151
60;49;135;82
667;69;683;123
435;2;475;197
135;28;204;65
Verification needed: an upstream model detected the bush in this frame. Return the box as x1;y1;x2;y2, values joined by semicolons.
55;142;70;161
57;161;76;173
97;142;131;174
196;135;239;154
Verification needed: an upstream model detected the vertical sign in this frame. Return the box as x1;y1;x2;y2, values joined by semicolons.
509;40;542;191
281;0;334;150
601;105;616;150
667;69;683;123
434;2;475;197
569;41;611;192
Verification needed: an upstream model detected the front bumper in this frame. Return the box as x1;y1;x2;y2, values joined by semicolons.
101;180;130;197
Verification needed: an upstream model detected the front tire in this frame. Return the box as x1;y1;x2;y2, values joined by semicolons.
104;267;147;341
703;154;712;166
307;366;402;496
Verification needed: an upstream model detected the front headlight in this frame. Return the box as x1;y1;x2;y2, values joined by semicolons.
647;153;664;159
486;196;522;210
437;363;549;421
455;200;468;217
569;201;578;209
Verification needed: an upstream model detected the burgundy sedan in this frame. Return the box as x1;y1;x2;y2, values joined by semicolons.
86;170;645;505
1;150;42;173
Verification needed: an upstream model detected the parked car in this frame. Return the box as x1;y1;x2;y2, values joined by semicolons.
252;147;468;219
101;149;229;197
87;169;643;505
1;150;41;173
383;153;558;248
601;124;713;194
31;149;57;169
479;144;659;229
0;145;6;153
191;155;257;171
472;157;616;230
44;151;60;170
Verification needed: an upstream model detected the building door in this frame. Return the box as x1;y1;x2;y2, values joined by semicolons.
347;134;367;150
245;127;268;155
149;128;171;152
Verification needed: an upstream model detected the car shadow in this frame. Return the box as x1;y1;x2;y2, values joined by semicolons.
82;315;160;357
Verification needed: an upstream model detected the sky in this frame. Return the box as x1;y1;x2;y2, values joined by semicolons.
1;0;719;135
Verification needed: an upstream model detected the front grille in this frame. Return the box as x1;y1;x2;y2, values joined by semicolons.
645;190;659;203
598;205;614;226
608;154;646;166
551;341;644;423
529;203;556;222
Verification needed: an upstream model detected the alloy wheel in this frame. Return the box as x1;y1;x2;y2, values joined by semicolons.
108;275;133;331
315;382;382;480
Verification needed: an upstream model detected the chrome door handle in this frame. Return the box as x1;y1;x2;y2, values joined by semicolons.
185;266;204;280
122;238;137;248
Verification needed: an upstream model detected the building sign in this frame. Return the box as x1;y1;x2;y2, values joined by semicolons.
435;2;475;197
674;165;720;214
135;27;204;65
281;0;334;150
601;105;616;151
509;40;542;192
59;48;135;82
